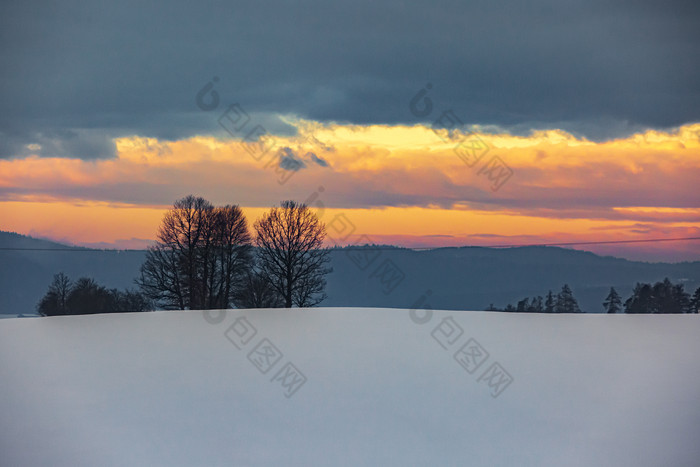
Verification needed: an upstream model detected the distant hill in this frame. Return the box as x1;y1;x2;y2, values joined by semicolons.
326;245;700;313
0;231;76;250
1;231;699;315
0;232;146;316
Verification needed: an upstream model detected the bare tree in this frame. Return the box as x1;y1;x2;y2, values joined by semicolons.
37;272;71;316
137;196;252;310
137;245;186;309
254;200;332;308
208;205;253;308
233;269;285;309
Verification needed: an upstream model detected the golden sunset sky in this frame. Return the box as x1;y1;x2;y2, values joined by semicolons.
2;121;699;261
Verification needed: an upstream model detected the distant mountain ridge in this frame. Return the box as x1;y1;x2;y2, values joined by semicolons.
326;244;700;314
0;231;81;249
0;231;146;316
1;231;699;315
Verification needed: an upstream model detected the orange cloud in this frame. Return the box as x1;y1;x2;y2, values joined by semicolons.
1;122;699;260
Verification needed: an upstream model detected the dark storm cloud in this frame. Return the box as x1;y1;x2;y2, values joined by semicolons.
1;0;699;159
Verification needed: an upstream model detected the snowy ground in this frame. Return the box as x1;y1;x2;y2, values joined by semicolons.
1;308;699;466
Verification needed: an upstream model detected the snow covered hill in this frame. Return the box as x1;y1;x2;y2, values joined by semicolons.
1;308;699;466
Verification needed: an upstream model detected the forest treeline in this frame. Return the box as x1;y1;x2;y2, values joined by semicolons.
493;279;700;313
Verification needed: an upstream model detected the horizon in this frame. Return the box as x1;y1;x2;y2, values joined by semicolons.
3;228;700;265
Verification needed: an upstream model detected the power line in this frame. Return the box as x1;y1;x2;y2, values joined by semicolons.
337;236;700;250
476;236;700;249
0;247;147;252
1;236;700;252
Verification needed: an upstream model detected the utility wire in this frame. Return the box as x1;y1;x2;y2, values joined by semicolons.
470;236;700;249
0;247;146;252
1;236;700;252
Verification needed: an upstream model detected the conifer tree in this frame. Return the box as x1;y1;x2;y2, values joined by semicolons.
603;287;622;314
556;284;581;313
544;290;555;313
690;286;700;314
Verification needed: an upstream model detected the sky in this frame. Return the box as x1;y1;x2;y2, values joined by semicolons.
1;0;699;261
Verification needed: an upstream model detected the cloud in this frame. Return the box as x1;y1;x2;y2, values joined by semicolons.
2;0;700;159
0;129;117;159
307;152;329;167
1;122;699;222
278;147;306;171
